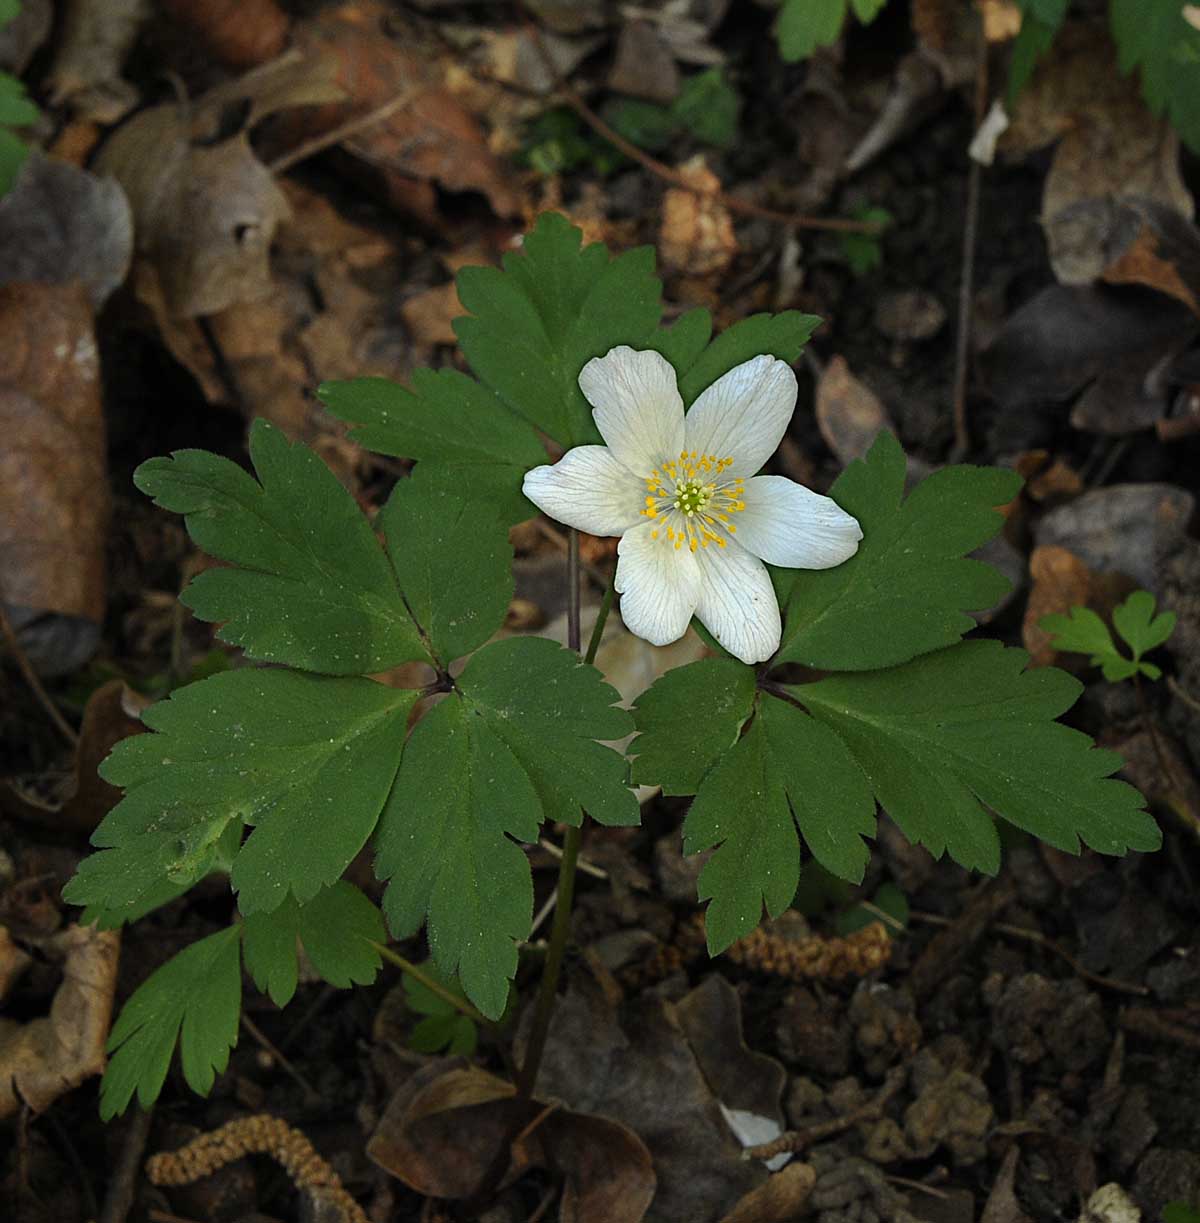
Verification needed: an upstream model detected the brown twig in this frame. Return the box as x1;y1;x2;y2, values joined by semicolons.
0;595;78;748
1120;1006;1200;1051
98;1107;154;1223
910;911;1149;997
239;1013;320;1102
744;1065;907;1160
521;15;880;236
268;88;418;176
1168;676;1200;715
949;23;988;461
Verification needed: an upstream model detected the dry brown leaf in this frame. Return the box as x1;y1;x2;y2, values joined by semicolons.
274;2;523;226
815;355;895;466
162;0;290;70
1097;199;1200;317
609;19;680;102
0;927;32;1001
660;156;737;277
367;1059;657;1219
45;0;148;123
0;924;120;1118
0;152;133;308
719;1163;818;1223
1;680;148;835
0;0;51;75
400;282;464;350
0;282;107;675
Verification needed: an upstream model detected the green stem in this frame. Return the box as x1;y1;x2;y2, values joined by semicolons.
584;569;616;666
371;940;493;1029
515;529;586;1102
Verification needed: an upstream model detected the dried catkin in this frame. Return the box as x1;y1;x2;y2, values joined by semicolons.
146;1114;368;1223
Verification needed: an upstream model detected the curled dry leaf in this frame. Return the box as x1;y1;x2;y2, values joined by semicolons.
0;282;107;676
161;0;290;70
1095;198;1200;318
659;156;737;277
0;152;133;309
609;19;680;103
94;52;344;317
1;680;148;835
45;0;149;123
815;355;896;466
273;1;523;225
0;923;120;1118
718;1162;818;1223
367;1059;656;1220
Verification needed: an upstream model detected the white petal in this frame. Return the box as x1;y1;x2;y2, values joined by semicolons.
579;346;685;477
696;542;781;664
684;355;797;478
734;475;863;568
615;521;701;647
523;446;645;536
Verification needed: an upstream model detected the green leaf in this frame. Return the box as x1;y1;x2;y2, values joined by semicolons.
1007;13;1060;106
604;97;677;151
1164;1202;1200;1223
630;657;756;794
650;307;713;374
1112;589;1176;661
316;369;545;526
839;207;892;276
677;312;820;407
243;882;386;1007
374;695;535;1020
849;0;886;19
0;1;19;29
379;477;514;667
1110;0;1200;152
135;420;428;674
0;72;38;127
375;637;634;1017
403;962;479;1055
101;926;242;1119
453;212;663;449
0;126;27;196
683;693;876;953
1039;605;1119;662
778;432;1022;670
836;881;909;937
795;640;1161;874
776;0;846;61
458;637;637;828
672;69;741;148
63;670;416;922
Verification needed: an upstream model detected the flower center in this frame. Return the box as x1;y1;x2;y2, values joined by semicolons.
639;451;746;553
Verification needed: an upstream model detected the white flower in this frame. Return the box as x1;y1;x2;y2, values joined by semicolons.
522;346;863;664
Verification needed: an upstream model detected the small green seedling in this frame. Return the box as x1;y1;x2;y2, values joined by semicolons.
1041;590;1176;682
404;962;480;1056
839;206;892;275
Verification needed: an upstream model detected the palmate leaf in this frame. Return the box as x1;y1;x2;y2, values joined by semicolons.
777;432;1022;670
633;642;1158;952
375;637;634;1017
135;419;429;674
1111;0;1200;152
1042;590;1176;683
1112;590;1176;661
63;670;417;922
101;925;241;1120
796;641;1160;873
454;211;664;449
243;882;385;1007
317;369;546;526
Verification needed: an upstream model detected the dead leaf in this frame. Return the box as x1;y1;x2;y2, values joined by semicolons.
401;282;464;350
609;20;680;102
1022;546;1132;668
45;0;149;123
2;680;148;835
1001;22;1193;286
1035;484;1195;593
718;1163;818;1223
0;924;120;1118
0;152;133;308
660;157;737;277
162;0;290;70
94;53;344;317
0;0;50;74
981;1145;1034;1223
272;2;523;225
0;927;32;1001
367;1059;656;1220
1096;199;1200;317
815;355;896;465
0;282;107;676
481;27;606;97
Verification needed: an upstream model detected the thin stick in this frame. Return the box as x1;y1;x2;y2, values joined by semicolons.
521;16;880;236
0;596;78;747
1168;676;1200;715
539;836;608;879
98;1107;154;1223
584;571;616;667
268;89;417;176
239;1013;320;1101
371;942;494;1029
533;519;610;590
949;27;988;462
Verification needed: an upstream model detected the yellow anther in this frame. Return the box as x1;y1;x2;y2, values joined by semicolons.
728;524;737;533
689;538;698;552
717;537;727;547
651;528;659;540
674;540;682;550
